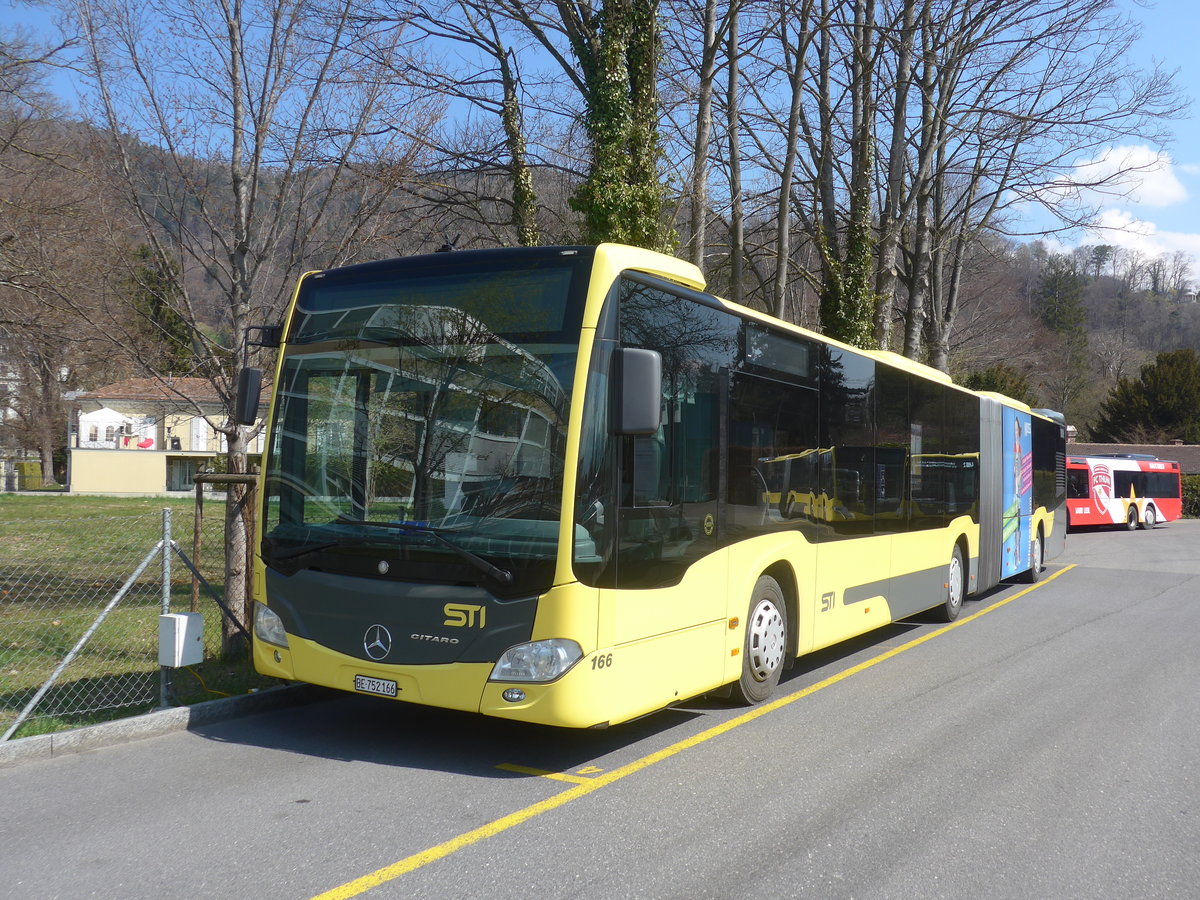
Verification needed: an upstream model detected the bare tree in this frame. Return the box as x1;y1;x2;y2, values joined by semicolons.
477;0;675;250
896;0;1182;370
66;0;437;651
0;128;134;484
723;2;746;304
659;0;740;269
0;32;137;484
1164;250;1192;300
402;0;547;248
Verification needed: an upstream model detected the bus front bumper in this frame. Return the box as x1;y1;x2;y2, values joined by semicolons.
253;633;615;728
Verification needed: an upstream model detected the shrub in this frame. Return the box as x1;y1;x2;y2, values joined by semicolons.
15;460;43;489
1183;475;1200;519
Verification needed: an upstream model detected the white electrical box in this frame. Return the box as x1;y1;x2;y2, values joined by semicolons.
159;612;205;667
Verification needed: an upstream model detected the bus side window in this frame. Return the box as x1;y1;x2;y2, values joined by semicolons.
1067;468;1089;499
868;362;902;532
819;346;878;538
727;372;818;533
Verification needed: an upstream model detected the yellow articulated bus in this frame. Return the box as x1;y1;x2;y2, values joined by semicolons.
238;243;1066;728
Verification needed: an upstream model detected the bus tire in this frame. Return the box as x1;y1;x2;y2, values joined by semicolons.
730;576;788;705
932;545;965;622
1125;508;1138;531
1140;505;1157;529
1019;528;1043;584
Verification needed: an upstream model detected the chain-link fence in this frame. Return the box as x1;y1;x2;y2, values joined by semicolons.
0;501;253;740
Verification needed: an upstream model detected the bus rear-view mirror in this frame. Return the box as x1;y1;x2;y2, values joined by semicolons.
615;347;662;435
234;367;263;426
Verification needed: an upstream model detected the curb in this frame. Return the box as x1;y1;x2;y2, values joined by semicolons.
0;683;324;769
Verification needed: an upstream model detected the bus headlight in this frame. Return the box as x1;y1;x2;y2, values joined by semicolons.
254;602;289;648
490;639;582;683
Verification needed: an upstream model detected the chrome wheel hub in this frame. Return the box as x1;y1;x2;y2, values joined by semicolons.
747;599;786;682
948;555;963;610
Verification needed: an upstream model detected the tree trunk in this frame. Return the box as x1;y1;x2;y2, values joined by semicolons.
725;4;744;305
36;356;61;486
221;424;251;655
571;0;671;250
686;0;719;268
816;0;876;347
499;47;540;246
873;0;916;349
770;8;809;319
815;0;839;265
902;200;931;361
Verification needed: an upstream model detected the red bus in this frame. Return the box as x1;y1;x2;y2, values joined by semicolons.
1066;455;1182;529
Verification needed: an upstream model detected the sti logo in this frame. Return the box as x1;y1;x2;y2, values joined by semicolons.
444;603;487;628
1091;464;1113;515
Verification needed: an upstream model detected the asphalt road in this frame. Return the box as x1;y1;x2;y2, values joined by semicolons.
3;520;1198;900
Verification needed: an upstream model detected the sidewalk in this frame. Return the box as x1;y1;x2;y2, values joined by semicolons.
0;683;324;769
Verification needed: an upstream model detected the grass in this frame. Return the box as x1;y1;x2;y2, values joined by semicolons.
1;493;281;740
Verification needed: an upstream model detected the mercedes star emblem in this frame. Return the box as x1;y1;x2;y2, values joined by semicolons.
363;624;392;661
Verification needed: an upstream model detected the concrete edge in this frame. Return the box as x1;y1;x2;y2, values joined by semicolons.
0;683;324;769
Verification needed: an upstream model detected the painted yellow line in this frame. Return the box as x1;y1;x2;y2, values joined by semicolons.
311;565;1075;900
495;763;593;784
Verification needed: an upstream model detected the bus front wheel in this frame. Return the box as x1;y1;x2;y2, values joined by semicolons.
933;545;965;622
1125;508;1138;531
1140;505;1157;529
731;576;788;705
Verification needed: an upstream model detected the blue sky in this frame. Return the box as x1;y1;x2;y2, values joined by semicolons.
6;0;1200;281
1046;0;1200;275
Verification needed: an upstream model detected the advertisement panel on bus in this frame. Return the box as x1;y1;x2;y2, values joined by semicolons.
1001;407;1033;578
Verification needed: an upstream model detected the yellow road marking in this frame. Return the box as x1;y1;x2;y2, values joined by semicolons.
311;565;1075;900
494;763;592;784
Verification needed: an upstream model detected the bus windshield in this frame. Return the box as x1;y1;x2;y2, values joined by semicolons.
261;252;590;593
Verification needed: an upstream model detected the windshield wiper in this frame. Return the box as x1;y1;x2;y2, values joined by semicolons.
335;516;514;585
267;536;377;562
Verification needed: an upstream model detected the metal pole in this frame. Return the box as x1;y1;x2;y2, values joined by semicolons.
192;477;204;612
159;507;172;709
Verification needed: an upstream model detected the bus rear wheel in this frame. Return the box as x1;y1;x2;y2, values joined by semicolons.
1019;529;1043;584
932;545;965;622
1140;505;1157;529
1125;508;1138;530
731;576;788;705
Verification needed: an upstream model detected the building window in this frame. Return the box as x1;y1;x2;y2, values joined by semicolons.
167;457;202;491
89;425;99;442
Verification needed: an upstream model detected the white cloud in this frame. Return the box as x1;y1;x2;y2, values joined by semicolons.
1056;145;1189;208
1024;147;1200;284
1078;208;1200;276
